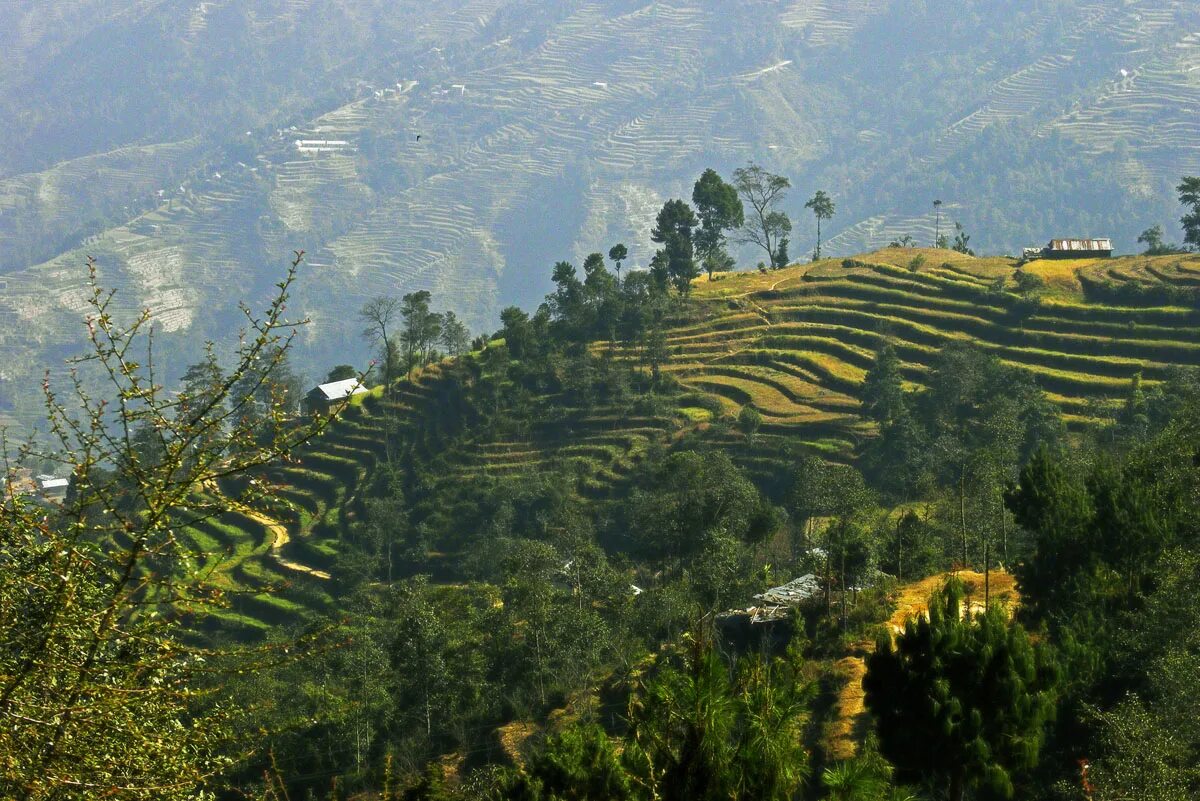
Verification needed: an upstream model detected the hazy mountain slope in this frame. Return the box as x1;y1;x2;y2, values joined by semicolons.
1;0;1198;429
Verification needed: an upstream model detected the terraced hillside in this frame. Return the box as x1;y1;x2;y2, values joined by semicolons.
184;249;1200;638
4;1;1200;433
184;357;688;637
682;249;1200;431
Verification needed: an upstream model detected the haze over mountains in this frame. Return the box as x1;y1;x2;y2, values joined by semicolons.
1;0;1198;427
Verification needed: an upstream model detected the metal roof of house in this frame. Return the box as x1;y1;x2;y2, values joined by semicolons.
754;574;821;605
1047;238;1112;251
312;378;367;401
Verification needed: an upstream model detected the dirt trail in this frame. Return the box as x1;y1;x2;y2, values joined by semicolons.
825;569;1018;760
198;477;333;581
225;496;332;581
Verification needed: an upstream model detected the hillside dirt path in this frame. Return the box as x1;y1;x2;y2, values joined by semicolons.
199;477;333;581
825;569;1018;760
224;495;332;581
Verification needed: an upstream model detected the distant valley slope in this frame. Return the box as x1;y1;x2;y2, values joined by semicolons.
1;0;1199;428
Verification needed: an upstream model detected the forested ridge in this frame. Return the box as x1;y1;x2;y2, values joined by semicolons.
6;172;1200;800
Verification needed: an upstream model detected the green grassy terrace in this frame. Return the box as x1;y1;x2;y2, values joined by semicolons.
189;247;1200;637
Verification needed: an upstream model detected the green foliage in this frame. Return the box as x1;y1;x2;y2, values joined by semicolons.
951;222;974;256
733;163;791;269
630;637;813;801
608;243;629;281
861;342;905;424
804;189;835;260
651;199;699;295
864;579;1059;801
327;363;359;382
0;254;333;799
400;291;445;377
773;236;789;269
736;404;762;440
361;295;402;386
495;725;634;801
693;169;744;277
1013;270;1045;295
493;635;814;801
439;311;471;357
1005;447;1095;621
1178;176;1200;248
628;450;764;562
1137;224;1165;254
821;744;914;801
1088;549;1200;800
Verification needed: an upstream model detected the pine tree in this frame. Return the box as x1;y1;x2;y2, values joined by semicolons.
861;342;906;424
1004;447;1095;621
864;579;1059;801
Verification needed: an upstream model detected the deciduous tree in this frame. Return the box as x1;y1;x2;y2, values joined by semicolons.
439;310;470;356
0;252;334;800
399;290;443;377
608;242;629;282
693;168;744;278
360;295;401;386
804;190;835;260
733;164;791;269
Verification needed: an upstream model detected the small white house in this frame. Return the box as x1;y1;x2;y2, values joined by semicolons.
36;474;69;501
305;378;367;414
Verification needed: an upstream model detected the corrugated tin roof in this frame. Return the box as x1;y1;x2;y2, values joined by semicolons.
1047;238;1112;251
313;378;367;401
754;574;821;605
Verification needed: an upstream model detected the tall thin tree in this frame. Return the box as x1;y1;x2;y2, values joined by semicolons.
805;190;835;260
359;295;401;388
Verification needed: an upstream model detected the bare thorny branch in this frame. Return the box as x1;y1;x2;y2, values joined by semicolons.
1;250;352;799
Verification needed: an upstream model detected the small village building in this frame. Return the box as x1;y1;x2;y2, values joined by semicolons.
716;574;822;651
304;378;367;414
1035;238;1113;259
36;474;69;502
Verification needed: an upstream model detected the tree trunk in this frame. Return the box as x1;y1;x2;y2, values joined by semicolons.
950;770;965;801
959;465;968;568
1001;503;1008;565
896;514;903;582
840;544;847;632
824;547;832;619
984;530;990;607
535;629;546;707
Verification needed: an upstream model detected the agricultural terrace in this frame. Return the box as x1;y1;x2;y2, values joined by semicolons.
188;248;1200;637
682;248;1200;432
